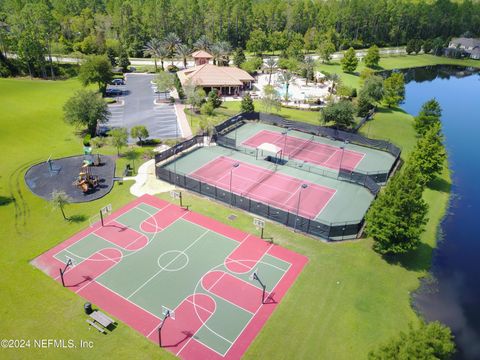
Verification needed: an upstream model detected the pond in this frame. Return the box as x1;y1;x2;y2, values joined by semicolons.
390;65;480;359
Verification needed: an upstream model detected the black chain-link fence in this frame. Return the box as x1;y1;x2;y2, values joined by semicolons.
157;167;363;241
154;135;205;163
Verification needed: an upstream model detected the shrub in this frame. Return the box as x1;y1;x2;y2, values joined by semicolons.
200;102;215;116
167;64;179;73
207;90;222;108
83;134;91;146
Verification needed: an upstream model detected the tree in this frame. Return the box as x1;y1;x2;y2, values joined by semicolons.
240;92;254;112
78;55;112;94
186;86;206;113
108;127;128;156
423;39;433;54
154;71;175;94
176;43;191;69
318;40;336;63
233;48;246;68
241;57;263;74
414;99;442;136
365;162;428;254
340;47;358;73
130;126;149;145
143;38;163;72
304;27;319;52
207;90;222;108
278;70;294;101
303;56;315;85
265;57;277;85
432;37;445;56
163;32;181;65
411;123;446;185
383;73;405;107
200;101;215;116
364;45;380;68
269;31;288;55
50;190;71;220
406;39;415;55
246;29;268;56
194;35;211;51
286;33;304;61
63;90;109;136
360;75;384;104
326;73;341;94
369;321;455;360
321;100;356;129
118;47;130;72
261;85;281;113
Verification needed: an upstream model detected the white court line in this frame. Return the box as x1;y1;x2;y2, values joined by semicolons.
206;272;226;292
185;297;214;315
74;252;120;294
127;230;211;299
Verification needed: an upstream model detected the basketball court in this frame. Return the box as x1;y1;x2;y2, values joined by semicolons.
33;195;307;360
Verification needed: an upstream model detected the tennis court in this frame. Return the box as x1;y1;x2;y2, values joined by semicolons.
190;156;336;219
34;195;307;360
242;129;365;171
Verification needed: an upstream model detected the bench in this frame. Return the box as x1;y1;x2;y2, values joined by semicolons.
90;310;114;328
86;319;106;333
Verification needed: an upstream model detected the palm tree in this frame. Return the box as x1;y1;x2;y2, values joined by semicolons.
303;56;315;85
50;190;71;220
209;43;221;65
176;43;191;69
143;38;162;72
216;41;232;66
157;45;169;71
163;32;182;65
278;70;294;101
326;73;341;94
194;35;211;51
265;57;277;85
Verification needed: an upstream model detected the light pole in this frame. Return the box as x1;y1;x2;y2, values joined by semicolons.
337;140;349;178
282;128;290;160
293;184;308;232
229;162;240;206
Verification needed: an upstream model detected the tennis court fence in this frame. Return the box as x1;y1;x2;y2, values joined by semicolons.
156;166;364;241
154;135;205;163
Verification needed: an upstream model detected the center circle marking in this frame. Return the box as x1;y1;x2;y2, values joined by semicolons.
157;250;189;272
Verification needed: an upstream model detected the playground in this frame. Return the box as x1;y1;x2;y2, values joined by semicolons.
24;154;115;202
33;194;307;360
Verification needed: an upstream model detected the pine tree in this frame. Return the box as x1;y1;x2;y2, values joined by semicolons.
414;99;442;136
411;123;446;184
364;45;380;68
366;162;429;254
340;47;358;73
240;92;254;112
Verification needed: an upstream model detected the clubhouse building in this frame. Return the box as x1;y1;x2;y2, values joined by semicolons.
177;51;254;96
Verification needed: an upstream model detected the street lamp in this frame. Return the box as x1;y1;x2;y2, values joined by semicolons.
293;183;308;232
282;128;290;160
337;140;349;178
229;162;240;206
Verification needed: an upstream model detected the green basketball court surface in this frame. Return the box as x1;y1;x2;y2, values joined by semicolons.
34;194;307;360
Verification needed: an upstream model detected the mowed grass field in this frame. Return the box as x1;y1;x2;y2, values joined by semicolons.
0;76;449;359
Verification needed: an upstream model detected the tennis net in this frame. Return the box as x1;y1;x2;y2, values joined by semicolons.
241;162;277;197
288;135;315;159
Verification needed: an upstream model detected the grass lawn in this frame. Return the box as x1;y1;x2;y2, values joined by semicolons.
0;77;450;359
317;54;480;90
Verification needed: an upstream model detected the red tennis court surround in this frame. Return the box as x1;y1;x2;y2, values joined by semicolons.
190;157;336;219
242;129;365;171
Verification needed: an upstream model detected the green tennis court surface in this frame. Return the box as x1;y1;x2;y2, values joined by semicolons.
34;195;307;360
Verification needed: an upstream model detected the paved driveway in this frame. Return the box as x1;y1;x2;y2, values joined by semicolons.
106;73;181;142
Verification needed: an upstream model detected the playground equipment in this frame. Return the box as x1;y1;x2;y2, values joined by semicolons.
83;146;101;166
74;164;99;193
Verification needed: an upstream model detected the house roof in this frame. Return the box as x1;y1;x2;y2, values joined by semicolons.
177;64;254;87
191;50;213;59
450;37;480;48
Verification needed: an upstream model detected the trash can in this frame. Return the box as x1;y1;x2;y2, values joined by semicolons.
84;302;93;315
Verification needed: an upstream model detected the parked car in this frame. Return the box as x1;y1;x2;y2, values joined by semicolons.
111;78;125;85
105;88;123;97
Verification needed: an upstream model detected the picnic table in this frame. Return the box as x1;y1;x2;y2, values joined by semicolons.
89;310;114;328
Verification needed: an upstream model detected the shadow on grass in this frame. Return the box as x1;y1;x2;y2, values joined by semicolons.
428;176;451;193
68;214;88;223
0;196;15;206
375;106;409;116
383;241;434;272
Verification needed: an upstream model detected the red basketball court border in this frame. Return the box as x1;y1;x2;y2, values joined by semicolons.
242;129;365;171
33;195;308;360
189;156;336;219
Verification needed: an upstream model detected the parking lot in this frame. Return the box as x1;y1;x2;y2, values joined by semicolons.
105;73;181;142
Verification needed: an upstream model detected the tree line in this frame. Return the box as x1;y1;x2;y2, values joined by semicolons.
1;0;480;77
